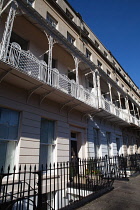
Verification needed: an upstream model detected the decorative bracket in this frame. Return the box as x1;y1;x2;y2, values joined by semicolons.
67;103;82;118
60;99;75;113
81;109;96;121
0;69;12;84
39;90;55;105
27;84;43;103
81;108;103;121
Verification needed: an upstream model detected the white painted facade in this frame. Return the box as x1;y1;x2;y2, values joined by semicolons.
0;0;140;171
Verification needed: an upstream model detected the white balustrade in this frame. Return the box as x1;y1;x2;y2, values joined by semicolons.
100;97;134;123
8;42;21;68
39;60;47;82
0;42;140;126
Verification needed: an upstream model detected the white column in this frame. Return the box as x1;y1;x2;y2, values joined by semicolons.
137;107;140;119
72;56;80;84
91;70;97;97
125;96;130;113
132;103;135;116
92;70;97;88
108;83;112;103
0;1;18;60
96;70;101;107
47;35;56;84
117;91;122;109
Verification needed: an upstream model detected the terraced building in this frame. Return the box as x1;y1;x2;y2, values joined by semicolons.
0;0;140;170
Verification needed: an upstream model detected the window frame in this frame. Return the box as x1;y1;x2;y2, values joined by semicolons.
0;107;20;171
86;48;91;60
93;128;100;158
83;26;89;36
116;77;119;84
107;69;111;77
46;12;58;29
39;118;56;169
67;32;75;45
0;107;20;141
95;40;100;48
97;60;102;68
66;8;74;21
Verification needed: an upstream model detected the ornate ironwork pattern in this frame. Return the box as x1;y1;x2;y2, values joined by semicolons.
0;41;139;125
48;35;56;85
72;55;80;84
0;0;4;13
0;1;18;61
0;154;140;209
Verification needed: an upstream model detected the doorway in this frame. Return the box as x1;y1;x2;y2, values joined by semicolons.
93;128;100;158
116;138;120;155
106;132;111;157
70;132;78;160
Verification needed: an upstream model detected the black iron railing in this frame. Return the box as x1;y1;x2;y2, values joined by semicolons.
0;154;140;210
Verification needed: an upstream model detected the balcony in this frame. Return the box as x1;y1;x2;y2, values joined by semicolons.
0;42;139;128
0;42;98;109
100;97;140;127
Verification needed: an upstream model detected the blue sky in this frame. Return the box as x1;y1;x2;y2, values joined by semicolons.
67;0;140;88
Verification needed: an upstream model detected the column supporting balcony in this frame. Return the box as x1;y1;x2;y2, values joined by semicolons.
0;41;140;129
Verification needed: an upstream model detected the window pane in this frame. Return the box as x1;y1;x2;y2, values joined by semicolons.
0;124;8;139
0;108;19;140
47;145;53;165
4;141;16;172
9;110;19;126
40;118;55;168
0;108;9;124
40;144;47;166
40;119;48;143
47;13;58;28
48;121;54;144
0;141;7;169
40;119;54;144
8;125;18;139
40;145;54;167
0;141;16;172
67;32;75;45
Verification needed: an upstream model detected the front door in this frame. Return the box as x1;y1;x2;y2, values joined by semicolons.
70;132;78;161
106;132;111;157
93;128;100;158
116;138;120;155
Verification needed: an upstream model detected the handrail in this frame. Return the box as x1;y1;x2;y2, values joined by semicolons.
101;97;140;125
0;42;98;108
0;42;139;126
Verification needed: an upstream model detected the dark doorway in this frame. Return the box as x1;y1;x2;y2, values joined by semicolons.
71;140;77;160
70;132;78;161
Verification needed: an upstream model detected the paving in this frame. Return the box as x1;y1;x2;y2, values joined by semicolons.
77;174;140;210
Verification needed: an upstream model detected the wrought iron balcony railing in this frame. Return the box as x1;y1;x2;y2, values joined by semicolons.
100;97;140;126
0;42;98;108
0;42;139;127
0;154;140;209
